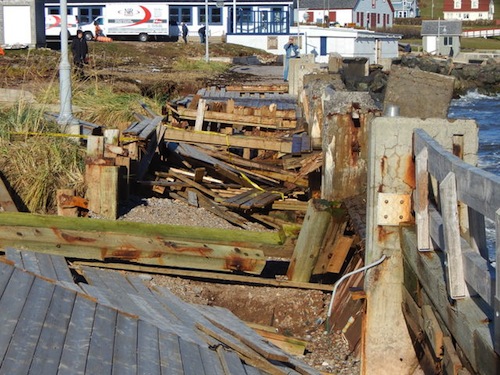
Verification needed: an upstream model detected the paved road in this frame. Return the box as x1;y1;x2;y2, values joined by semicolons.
230;64;285;85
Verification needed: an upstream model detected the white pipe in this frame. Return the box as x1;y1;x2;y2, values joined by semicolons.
326;254;387;322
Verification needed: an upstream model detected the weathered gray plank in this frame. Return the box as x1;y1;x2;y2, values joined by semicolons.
244;364;266;375
50;254;74;283
415;147;431;251
217;346;247;374
428;205;495;305
58;294;97;375
178;338;206;375
33;251;58;280
5;247;23;268
196;305;289;362
79;284;114;307
30;286;76;374
0;269;34;360
86;305;117;374
159;331;183;375
199;345;225;375
402;227;499;374
81;266;114;289
0;277;54;374
0;261;15;297
414;129;500;220
137;321;161;375
467;207;488;259
439;172;466;299
112;314;138;375
20;250;41;275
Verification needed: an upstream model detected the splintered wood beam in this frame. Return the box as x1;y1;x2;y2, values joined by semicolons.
0;217;268;275
164;126;294;153
286;199;333;283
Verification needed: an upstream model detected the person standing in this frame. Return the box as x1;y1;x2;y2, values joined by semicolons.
283;36;299;82
198;26;206;44
72;30;88;79
181;22;189;44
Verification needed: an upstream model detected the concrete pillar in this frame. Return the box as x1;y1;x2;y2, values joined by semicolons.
364;117;478;374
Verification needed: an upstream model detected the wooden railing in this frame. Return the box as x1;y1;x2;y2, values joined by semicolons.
411;128;500;371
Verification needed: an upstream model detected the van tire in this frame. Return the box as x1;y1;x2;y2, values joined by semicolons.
84;32;93;41
139;33;149;42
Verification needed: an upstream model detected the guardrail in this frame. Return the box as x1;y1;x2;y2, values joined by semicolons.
363;117;498;373
410;128;500;372
462;28;500;38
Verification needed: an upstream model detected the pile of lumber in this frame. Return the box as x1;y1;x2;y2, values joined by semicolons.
118;87;323;229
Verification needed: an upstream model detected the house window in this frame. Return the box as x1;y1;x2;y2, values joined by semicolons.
471;0;479;9
377;14;380;23
170;7;192;24
454;0;461;9
198;6;222;25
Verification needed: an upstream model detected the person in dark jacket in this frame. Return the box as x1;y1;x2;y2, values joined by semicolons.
198;26;206;44
181;22;188;44
72;30;88;79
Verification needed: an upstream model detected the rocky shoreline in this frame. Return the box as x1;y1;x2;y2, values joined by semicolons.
345;55;500;106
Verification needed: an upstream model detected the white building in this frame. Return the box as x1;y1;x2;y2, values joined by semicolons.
443;0;494;21
297;0;394;29
227;25;401;65
421;20;462;57
0;0;45;47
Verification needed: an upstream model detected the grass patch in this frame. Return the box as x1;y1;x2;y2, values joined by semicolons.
0;136;85;213
172;58;230;73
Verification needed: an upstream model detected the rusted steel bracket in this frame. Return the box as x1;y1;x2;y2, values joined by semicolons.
58;194;89;210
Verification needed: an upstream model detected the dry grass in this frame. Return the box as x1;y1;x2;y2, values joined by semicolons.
0;135;85;214
0;40;273;213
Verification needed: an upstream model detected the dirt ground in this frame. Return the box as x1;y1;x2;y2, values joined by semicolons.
0;41;361;374
117;197;361;374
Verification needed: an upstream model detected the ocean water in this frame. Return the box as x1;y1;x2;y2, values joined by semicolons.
448;91;500;176
448;91;499;261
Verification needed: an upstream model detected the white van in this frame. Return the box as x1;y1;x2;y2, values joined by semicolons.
45;14;79;39
80;3;169;42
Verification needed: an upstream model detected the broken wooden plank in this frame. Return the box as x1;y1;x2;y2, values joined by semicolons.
0;223;266;274
240;191;283;210
138;116;164;140
169;105;296;130
326;236;354;274
271;200;309;211
245;323;307;356
136;124;167;181
287;199;333;282
312;213;348;276
168;170;222;200
224;84;289;93
70;261;337;291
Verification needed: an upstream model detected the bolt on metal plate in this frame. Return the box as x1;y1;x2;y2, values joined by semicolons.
377;193;411;226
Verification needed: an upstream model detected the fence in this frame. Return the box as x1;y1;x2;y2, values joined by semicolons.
407;128;500;373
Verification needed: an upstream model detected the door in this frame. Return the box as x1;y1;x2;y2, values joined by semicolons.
4;6;31;45
320;36;327;56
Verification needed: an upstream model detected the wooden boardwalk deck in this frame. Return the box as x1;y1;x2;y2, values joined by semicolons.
0;249;320;374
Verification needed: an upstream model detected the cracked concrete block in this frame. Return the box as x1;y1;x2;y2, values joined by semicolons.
383;66;454;119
